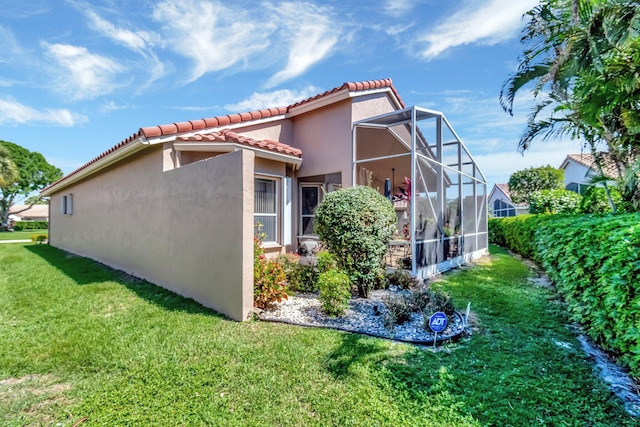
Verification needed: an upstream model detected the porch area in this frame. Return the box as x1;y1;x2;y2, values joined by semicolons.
353;106;488;279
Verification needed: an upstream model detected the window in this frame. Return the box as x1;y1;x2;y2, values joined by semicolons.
566;182;589;195
61;193;73;215
493;198;515;217
254;178;278;243
300;184;322;236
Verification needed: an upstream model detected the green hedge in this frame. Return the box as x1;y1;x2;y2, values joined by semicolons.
12;221;48;231
489;213;640;378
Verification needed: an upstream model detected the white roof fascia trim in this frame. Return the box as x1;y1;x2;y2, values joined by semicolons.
41;137;148;196
350;87;403;110
173;142;302;170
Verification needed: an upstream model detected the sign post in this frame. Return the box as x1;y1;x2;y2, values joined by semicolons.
428;312;448;347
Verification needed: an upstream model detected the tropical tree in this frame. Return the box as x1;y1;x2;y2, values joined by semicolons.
0;141;63;225
507;165;564;204
500;0;640;211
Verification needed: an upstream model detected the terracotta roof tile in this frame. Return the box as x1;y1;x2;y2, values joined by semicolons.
44;79;402;192
177;129;302;158
565;153;620;179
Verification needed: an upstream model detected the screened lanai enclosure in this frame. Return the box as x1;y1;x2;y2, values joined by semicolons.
353;106;488;278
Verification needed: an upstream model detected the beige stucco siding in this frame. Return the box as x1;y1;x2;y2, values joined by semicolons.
292;100;353;184
351;92;398;122
48;147;254;321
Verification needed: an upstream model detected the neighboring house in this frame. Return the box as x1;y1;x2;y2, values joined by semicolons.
8;204;49;222
488;184;529;217
41;78;488;321
560;153;620;194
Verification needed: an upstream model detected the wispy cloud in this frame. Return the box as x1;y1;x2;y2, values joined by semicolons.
224;86;322;111
384;0;414;17
83;8;166;87
0;98;88;126
152;0;273;83
265;2;340;88
417;0;538;60
42;42;126;100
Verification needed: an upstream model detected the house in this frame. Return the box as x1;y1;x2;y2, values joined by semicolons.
8;204;49;222
41;78;488;321
560;152;620;194
488;184;529;217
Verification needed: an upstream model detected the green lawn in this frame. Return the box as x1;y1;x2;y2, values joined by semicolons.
0;244;634;426
0;230;47;241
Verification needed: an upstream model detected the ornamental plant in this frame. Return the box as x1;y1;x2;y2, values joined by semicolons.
253;228;288;309
315;186;396;298
318;269;351;317
528;189;582;214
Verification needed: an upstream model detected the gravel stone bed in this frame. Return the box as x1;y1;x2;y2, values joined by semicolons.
259;286;466;343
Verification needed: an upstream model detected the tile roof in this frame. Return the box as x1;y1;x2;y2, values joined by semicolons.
43;78;401;193
494;183;529;207
9;204;49;218
176;129;302;157
565;153;621;179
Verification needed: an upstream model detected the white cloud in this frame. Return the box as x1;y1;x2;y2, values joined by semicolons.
224;86;322;112
152;0;273;83
384;0;414;17
41;42;126;100
0;98;88;126
85;10;160;52
84;9;166;87
265;2;340;88
418;0;538;60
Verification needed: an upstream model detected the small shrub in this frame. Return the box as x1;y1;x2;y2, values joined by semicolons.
383;295;413;328
278;253;319;293
254;231;288;309
386;270;418;290
30;234;47;244
318;269;352;317
317;251;338;273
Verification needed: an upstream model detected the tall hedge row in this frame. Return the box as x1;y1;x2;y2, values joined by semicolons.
489;214;640;378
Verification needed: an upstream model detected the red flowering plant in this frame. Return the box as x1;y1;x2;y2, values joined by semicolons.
253;224;288;309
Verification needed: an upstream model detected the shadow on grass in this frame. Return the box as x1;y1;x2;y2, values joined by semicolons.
25;244;224;318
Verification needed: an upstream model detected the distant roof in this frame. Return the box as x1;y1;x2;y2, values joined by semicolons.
493;183;529;207
563;153;620;179
9;204;48;219
43;78;402;194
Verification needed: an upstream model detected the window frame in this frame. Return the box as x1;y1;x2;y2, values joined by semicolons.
254;175;280;245
299;183;324;238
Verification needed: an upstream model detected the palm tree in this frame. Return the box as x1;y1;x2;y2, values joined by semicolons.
500;0;640;211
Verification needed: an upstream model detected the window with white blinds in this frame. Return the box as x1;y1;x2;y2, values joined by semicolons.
254;178;278;243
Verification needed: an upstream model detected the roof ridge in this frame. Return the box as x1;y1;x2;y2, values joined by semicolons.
42;78;402;193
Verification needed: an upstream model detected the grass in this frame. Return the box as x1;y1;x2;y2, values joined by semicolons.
0;243;635;426
0;230;47;241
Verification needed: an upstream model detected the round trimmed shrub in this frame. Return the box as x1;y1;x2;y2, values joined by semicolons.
315;186;396;298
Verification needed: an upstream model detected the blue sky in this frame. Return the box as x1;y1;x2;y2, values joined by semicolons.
0;0;583;189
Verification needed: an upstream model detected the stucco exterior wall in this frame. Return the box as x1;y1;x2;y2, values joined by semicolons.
48;147;254;321
563;160;592;187
292;100;353;184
